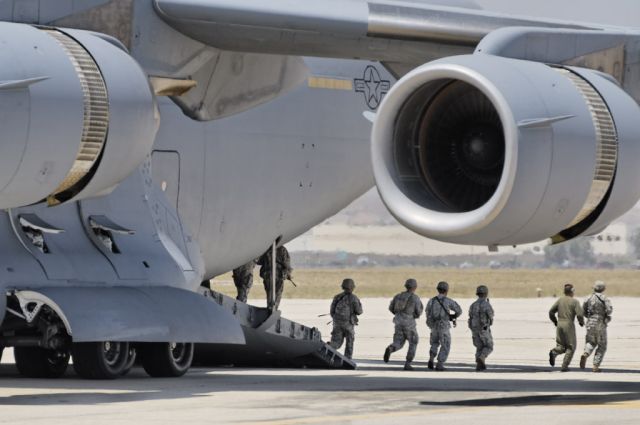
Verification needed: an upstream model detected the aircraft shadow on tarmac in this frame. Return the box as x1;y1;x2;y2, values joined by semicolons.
363;359;640;375
0;362;639;406
420;393;640;407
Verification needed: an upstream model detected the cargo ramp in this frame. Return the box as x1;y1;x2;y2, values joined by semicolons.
193;288;356;370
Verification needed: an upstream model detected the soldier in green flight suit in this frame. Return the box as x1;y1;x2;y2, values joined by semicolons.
548;283;584;372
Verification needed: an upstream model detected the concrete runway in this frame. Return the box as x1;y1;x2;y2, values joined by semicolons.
1;297;639;424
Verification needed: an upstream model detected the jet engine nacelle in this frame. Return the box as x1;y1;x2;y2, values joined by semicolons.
372;54;640;245
0;23;158;209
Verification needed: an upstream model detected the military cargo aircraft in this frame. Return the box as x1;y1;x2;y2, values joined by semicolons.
0;0;638;379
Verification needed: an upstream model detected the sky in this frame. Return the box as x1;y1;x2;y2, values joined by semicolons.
476;0;640;28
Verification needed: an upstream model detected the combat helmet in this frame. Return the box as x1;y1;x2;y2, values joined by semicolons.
341;278;355;291
404;278;418;290
437;281;449;293
476;285;489;296
593;280;606;293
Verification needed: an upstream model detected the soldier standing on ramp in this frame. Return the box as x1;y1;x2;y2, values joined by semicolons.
426;281;462;371
548;283;584;372
468;285;494;371
383;279;424;371
328;278;363;359
580;280;613;372
258;245;293;311
232;258;258;303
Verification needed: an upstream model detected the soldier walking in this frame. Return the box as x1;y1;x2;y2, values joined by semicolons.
383;279;424;371
549;283;584;371
580;280;613;372
328;278;363;359
426;281;462;371
468;285;494;371
258;245;292;311
232;258;258;303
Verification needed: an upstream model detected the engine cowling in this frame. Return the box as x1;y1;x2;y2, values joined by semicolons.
0;23;158;209
372;54;640;245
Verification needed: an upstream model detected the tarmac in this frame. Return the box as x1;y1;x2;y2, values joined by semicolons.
0;297;639;424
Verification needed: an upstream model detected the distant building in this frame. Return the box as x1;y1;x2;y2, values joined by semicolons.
289;223;546;256
590;223;628;256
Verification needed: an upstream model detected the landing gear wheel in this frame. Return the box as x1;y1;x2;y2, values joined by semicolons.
14;347;70;378
140;342;194;377
72;341;130;379
120;346;137;376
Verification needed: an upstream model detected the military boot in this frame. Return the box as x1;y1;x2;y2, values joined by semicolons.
383;347;391;363
593;366;601;373
476;358;486;371
404;362;414;371
427;359;434;370
580;354;588;369
549;350;557;367
435;363;446;371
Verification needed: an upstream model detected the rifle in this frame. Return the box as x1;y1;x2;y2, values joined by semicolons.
288;278;298;287
434;296;457;327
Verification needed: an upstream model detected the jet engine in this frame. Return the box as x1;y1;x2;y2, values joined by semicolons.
0;23;158;209
372;54;640;245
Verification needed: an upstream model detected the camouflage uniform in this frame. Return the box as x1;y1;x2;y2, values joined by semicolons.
582;293;612;368
258;246;292;310
329;291;363;359
549;295;584;369
386;291;424;364
468;298;494;363
426;295;462;367
232;259;258;303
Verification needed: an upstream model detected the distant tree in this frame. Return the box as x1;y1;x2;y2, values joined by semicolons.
630;228;640;259
567;237;596;265
544;237;595;267
544;243;569;266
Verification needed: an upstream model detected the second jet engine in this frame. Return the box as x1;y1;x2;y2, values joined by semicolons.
372;54;640;245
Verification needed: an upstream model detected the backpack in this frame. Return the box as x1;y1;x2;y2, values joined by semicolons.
333;294;353;322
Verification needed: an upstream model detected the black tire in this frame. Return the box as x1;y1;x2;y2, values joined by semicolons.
140;342;194;377
72;341;130;379
15;347;69;378
120;346;137;376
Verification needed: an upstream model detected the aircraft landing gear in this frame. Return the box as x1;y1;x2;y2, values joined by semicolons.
139;342;194;377
72;341;132;379
14;347;70;378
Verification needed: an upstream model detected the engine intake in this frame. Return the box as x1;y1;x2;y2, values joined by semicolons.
372;54;640;245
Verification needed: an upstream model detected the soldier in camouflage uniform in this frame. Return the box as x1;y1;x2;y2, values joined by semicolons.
383;279;424;371
580;280;613;372
329;278;363;359
549;283;584;371
468;285;494;371
426;281;462;371
232;258;258;303
258;245;293;311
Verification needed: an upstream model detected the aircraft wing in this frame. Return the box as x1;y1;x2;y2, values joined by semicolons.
153;0;598;65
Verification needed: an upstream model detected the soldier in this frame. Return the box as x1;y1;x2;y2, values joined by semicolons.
549;283;584;372
426;281;462;371
258;245;293;311
468;284;494;371
329;278;363;359
580;280;613;372
232;258;258;303
383;279;424;371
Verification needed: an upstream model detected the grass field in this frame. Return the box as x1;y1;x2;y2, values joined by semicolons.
210;268;640;300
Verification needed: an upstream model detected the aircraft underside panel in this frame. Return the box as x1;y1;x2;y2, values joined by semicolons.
16;286;244;344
